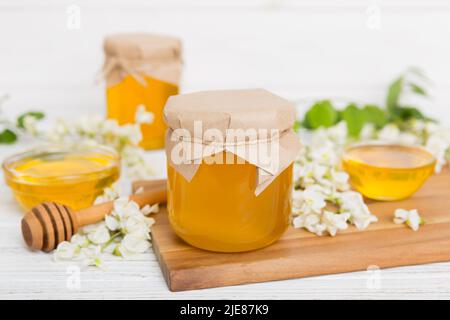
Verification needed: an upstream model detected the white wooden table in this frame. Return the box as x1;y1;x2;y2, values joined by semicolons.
2;143;450;300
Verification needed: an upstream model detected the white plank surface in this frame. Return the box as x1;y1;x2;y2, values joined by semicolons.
2;0;450;299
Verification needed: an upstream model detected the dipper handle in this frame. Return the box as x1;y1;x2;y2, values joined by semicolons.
76;183;167;226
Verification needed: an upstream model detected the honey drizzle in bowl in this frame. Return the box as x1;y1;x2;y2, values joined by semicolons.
3;146;120;212
342;144;436;201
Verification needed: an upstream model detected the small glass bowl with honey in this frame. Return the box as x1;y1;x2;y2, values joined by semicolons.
342;143;436;201
3;144;120;212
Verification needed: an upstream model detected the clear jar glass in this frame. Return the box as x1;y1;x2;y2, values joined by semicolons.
106;75;178;150
167;152;292;252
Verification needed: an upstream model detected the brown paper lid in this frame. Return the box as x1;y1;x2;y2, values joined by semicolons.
101;33;182;86
164;89;300;195
104;33;181;60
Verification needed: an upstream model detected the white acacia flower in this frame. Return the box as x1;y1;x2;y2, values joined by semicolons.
295;186;327;215
398;132;419;145
105;214;120;231
94;182;120;205
76;115;103;137
141;203;159;215
293;210;350;237
326;121;348;145
338;191;378;230
70;234;89;247
54;242;79;261
360;123;376;140
322;210;351;236
309;144;339;167
100;118;119;136
312;164;328;182
46;118;70;141
330;169;350;192
83;223;110;245
79;245;103;268
53;194;160;268
117;124;142;146
426;133;450;173
378;124;400;142
40;113;157;180
22;115;39;135
116;233;151;258
113;197;141;218
394;208;424;231
124;214;151;238
293;212;326;236
135;105;154;124
121;146;156;180
297;163;316;187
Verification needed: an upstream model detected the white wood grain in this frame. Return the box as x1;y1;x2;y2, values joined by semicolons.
1;0;450;299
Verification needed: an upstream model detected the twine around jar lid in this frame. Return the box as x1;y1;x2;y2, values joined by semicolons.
164;89;301;195
100;33;182;87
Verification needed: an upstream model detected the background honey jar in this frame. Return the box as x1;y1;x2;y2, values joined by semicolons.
101;33;182;150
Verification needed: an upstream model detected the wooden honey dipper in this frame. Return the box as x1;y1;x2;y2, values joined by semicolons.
21;179;167;252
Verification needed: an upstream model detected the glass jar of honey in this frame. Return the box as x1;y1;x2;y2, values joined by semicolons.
164;89;300;252
101;33;182;150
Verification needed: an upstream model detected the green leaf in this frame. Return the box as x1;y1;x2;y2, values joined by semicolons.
341;104;366;137
0;129;17;144
398;106;426;120
293;120;301;133
363;105;387;129
389;106;429;123
409;83;427;96
386;77;403;111
17;111;45;129
303;100;338;129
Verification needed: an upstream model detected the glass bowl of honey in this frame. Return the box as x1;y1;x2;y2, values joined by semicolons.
3;143;120;212
342;143;436;201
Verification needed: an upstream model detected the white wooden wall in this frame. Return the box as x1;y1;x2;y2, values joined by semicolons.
1;0;450;122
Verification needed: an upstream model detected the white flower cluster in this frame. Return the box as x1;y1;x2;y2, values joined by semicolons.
22;115;40;136
394;208;424;231
54;197;159;268
374;120;450;173
42;106;156;180
292;122;378;236
93;182;120;205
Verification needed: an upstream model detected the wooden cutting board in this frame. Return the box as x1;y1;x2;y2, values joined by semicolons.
151;171;450;292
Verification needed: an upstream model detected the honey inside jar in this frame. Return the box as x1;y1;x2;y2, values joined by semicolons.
3;145;120;212
167;153;292;253
106;75;178;150
342;144;436;201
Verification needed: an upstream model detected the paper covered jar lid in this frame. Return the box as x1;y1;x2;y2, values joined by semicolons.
104;33;181;60
101;33;182;86
164;89;301;195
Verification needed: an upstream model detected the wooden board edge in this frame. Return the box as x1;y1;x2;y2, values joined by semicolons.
164;224;450;291
151;231;174;291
